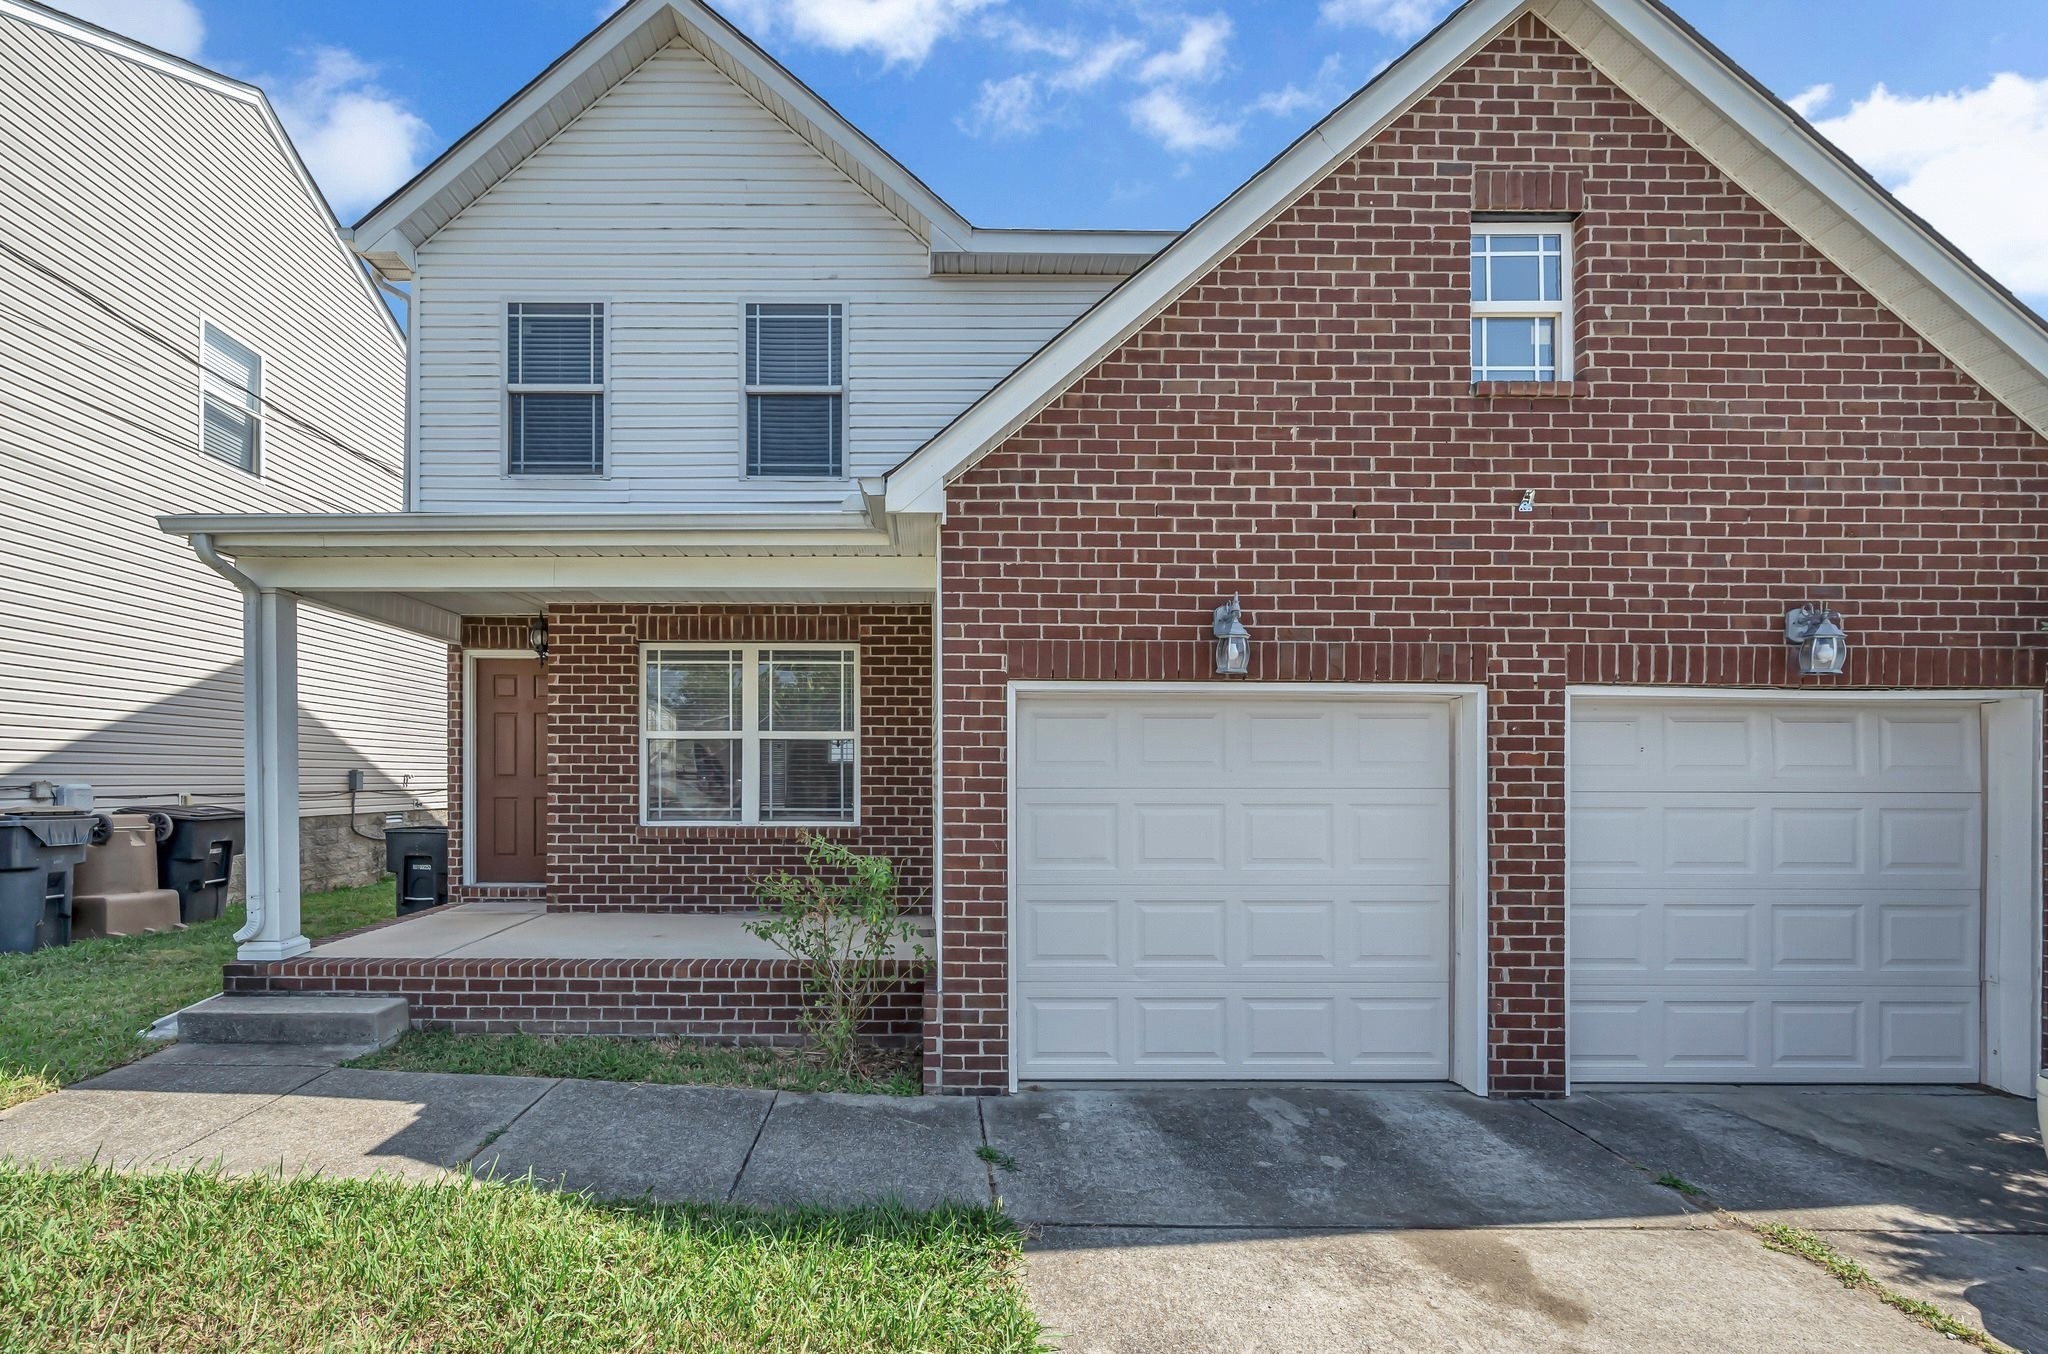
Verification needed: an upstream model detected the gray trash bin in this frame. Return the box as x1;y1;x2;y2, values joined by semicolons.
384;825;449;915
0;811;95;952
118;805;244;923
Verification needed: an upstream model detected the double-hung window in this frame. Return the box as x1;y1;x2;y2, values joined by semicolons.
507;301;605;475
1470;223;1571;382
199;321;262;472
642;645;858;825
744;302;843;477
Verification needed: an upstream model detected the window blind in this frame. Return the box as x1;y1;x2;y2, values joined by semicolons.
507;302;604;475
745;302;843;477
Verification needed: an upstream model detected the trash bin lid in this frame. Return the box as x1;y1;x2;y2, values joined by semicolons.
115;804;244;822
0;810;98;848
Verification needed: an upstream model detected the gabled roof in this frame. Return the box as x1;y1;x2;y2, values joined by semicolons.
882;0;2048;514
350;0;1176;280
0;0;403;350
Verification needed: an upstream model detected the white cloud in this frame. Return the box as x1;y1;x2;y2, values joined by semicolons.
266;48;433;218
1250;53;1346;119
1136;13;1233;85
1127;85;1240;152
51;0;203;57
1813;73;2048;298
1051;35;1144;92
1318;0;1450;39
1786;82;1834;118
962;72;1042;138
721;0;997;66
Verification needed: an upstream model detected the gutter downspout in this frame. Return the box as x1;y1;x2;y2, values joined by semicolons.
190;533;267;946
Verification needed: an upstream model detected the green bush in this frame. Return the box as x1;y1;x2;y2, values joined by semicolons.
747;835;927;1076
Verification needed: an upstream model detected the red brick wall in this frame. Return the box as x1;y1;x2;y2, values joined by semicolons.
933;16;2048;1094
224;954;926;1043
451;605;933;912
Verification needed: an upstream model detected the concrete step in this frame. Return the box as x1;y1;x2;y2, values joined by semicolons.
177;995;409;1049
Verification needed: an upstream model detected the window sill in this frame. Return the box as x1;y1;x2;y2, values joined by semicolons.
1469;380;1581;399
636;823;863;840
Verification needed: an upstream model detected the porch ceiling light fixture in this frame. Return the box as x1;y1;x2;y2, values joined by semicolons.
527;613;551;665
1212;595;1251;676
1785;602;1848;676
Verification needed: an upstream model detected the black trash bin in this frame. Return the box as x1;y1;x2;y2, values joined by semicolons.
384;825;449;915
0;811;95;952
120;805;244;924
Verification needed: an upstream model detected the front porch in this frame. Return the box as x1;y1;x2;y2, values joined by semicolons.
222;897;933;1048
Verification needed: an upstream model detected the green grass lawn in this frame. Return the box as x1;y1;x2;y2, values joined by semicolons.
0;880;395;1110
0;1165;1042;1353
354;1030;922;1096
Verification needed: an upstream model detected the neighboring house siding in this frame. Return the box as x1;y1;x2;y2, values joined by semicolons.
0;11;444;863
411;41;1118;513
933;16;2048;1094
447;605;933;910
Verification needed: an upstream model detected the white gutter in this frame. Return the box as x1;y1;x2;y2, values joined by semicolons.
190;533;268;947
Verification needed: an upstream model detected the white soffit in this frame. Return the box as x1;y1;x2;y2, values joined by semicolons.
883;0;2048;514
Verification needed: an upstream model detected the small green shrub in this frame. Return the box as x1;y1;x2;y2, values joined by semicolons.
748;835;927;1076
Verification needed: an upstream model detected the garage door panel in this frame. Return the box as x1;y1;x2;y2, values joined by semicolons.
1573;704;1981;794
1017;693;1455;1082
1017;699;1452;790
1571;888;1980;983
1018;984;1452;1080
1569;795;1980;889
1570;699;1984;1085
1021;885;1452;983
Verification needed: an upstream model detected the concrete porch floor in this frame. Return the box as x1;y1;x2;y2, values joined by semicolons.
313;899;932;962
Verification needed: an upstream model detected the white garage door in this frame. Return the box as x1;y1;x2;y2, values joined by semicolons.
1013;694;1454;1081
1569;700;1983;1083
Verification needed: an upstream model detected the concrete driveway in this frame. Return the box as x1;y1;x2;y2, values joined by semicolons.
992;1084;2046;1354
1;1050;2040;1352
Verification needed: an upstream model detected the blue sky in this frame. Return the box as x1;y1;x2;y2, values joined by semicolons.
58;0;2048;303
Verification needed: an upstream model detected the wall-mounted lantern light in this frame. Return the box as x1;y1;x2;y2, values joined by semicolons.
527;613;551;665
1785;603;1847;676
1212;595;1250;675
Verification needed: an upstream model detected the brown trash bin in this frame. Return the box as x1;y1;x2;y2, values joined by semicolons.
71;813;183;940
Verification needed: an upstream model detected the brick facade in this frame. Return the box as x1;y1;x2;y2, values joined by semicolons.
224;952;926;1043
450;604;933;912
930;17;2048;1094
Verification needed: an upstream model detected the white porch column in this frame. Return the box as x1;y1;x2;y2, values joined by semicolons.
236;588;307;961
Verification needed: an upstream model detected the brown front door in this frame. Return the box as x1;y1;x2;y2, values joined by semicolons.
472;658;547;883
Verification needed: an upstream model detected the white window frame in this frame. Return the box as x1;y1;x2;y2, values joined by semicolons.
197;317;263;474
1470;220;1573;382
504;300;608;477
740;300;848;481
639;642;861;827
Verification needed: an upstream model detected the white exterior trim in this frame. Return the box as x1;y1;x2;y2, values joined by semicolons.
1563;685;2042;1098
1000;681;1489;1096
461;649;542;889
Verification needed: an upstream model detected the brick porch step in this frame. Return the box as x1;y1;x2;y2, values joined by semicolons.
177;994;409;1049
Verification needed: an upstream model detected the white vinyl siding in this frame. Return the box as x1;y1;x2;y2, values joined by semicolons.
0;9;442;817
642;644;858;826
412;41;1120;512
506;301;605;475
199;321;262;471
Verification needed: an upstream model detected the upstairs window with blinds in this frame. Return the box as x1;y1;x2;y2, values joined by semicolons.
199;322;262;472
507;302;604;475
745;302;843;478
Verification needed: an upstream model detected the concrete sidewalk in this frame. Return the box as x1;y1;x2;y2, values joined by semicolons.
0;1046;2040;1353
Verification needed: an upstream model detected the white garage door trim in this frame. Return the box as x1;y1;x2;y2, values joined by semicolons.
1006;682;1490;1095
1565;686;2042;1098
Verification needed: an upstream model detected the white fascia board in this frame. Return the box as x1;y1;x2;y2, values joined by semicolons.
881;0;1530;514
310;590;464;643
1568;0;2048;426
956;228;1181;256
239;553;937;595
